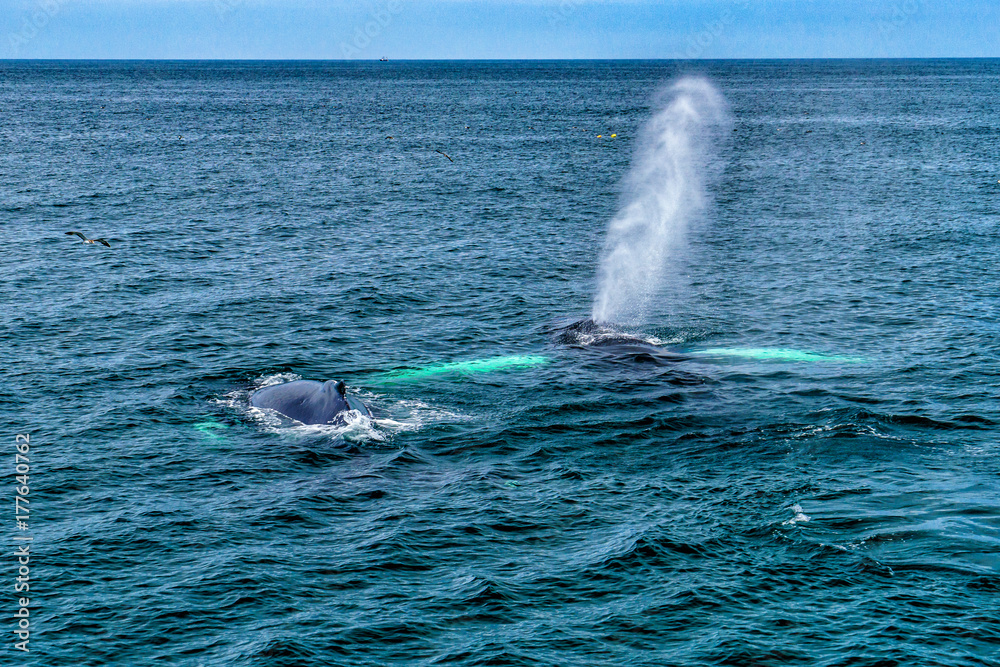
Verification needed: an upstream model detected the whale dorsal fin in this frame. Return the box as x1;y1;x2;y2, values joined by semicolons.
323;380;348;397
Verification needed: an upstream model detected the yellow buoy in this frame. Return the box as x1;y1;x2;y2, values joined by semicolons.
597;134;602;138
610;133;617;138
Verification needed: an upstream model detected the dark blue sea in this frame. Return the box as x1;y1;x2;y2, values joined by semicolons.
2;59;999;666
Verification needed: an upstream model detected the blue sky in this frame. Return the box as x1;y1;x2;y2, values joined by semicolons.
2;1;998;59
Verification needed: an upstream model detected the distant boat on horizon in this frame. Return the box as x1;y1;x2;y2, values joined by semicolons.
379;57;388;62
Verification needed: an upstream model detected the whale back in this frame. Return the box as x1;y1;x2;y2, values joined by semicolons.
250;379;359;425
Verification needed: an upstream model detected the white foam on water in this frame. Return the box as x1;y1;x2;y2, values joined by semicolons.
782;504;811;526
375;398;472;434
255;372;301;388
243;402;386;443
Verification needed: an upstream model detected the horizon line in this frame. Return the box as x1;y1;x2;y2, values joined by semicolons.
3;56;999;62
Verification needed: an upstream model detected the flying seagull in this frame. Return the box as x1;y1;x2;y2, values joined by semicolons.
66;231;111;247
432;149;454;162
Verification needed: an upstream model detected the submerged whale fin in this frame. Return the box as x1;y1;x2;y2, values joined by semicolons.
689;348;867;363
378;355;549;383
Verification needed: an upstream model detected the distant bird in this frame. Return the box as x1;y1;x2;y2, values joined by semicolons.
432;149;454;162
66;231;110;247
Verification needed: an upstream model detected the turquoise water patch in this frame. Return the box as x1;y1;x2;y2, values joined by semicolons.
194;420;229;439
690;348;867;363
379;355;550;383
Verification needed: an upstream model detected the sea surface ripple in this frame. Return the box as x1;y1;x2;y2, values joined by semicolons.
2;59;999;666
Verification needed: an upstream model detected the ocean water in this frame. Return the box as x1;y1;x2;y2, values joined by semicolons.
2;59;999;666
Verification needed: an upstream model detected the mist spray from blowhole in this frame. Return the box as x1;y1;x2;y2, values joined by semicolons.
591;77;728;326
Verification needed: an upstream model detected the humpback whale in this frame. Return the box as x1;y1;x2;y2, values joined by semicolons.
250;380;371;425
